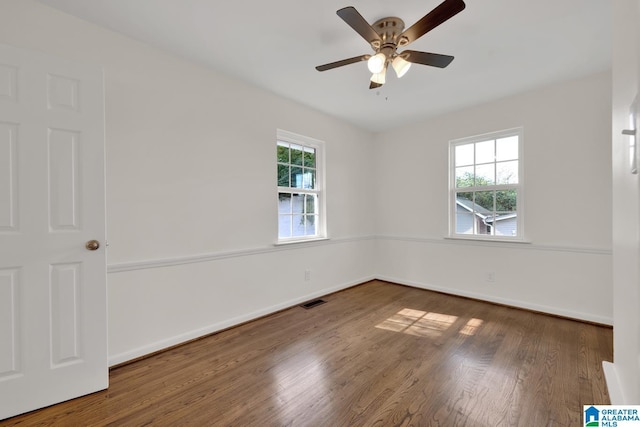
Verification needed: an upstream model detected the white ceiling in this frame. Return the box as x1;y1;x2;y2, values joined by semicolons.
36;0;612;132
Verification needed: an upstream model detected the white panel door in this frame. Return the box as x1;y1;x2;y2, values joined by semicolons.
0;43;107;420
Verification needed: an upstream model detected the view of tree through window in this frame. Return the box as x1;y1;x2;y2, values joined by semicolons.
450;129;522;238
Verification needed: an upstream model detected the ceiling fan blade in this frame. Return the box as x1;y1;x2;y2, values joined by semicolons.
336;7;381;44
403;50;454;68
369;81;383;89
399;0;465;45
315;54;371;72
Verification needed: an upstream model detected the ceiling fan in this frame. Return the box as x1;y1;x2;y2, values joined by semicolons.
316;0;465;89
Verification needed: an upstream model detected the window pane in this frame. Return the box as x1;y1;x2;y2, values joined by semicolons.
496;160;518;184
291;194;306;236
291;167;303;188
496;190;517;212
477;220;492;235
291;193;304;214
494;212;517;236
304;148;316;168
456;191;473;201
475;164;495;186
290;144;304;166
278;215;292;238
278;164;290;187
496;136;518;161
292;214;305;236
474;190;494;212
305;194;317;214
278;193;291;214
455;144;474;166
277;144;290;163
455;192;473;211
456;166;474;188
475;140;495;164
455;191;474;234
455;212;475;234
301;170;315;189
305;214;317;235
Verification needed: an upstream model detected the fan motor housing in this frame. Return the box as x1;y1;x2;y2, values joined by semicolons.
370;17;406;49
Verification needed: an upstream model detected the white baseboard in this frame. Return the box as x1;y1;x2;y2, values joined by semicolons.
375;275;614;326
108;275;375;366
603;361;625;404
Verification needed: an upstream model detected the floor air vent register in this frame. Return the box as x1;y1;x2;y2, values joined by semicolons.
300;299;326;309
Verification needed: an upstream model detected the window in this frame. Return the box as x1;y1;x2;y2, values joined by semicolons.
449;128;523;240
277;129;325;242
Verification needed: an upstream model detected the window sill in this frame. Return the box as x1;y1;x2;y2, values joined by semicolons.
274;237;329;246
445;235;532;244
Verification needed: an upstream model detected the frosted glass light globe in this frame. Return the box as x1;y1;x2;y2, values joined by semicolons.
367;53;386;74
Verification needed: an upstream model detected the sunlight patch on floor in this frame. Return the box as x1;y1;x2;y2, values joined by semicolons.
375;309;484;338
459;318;484;336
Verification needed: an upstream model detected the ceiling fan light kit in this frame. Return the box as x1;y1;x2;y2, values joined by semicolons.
367;52;386;74
315;0;466;89
371;68;386;85
391;56;412;78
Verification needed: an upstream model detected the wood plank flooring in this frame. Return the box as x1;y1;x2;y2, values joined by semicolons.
2;280;612;426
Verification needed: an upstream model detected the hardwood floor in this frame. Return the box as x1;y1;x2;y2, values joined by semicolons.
2;280;612;426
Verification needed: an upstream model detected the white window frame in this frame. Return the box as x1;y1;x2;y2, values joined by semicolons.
448;127;525;242
276;129;326;243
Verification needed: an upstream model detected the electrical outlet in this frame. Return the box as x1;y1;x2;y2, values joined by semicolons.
304;269;311;281
485;272;495;283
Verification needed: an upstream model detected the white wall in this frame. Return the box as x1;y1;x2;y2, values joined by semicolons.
374;71;613;324
608;0;640;404
0;0;376;364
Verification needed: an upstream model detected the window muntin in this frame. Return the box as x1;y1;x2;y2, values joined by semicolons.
450;128;523;240
277;130;325;242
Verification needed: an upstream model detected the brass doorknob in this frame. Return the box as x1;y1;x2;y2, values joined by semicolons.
85;240;100;251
